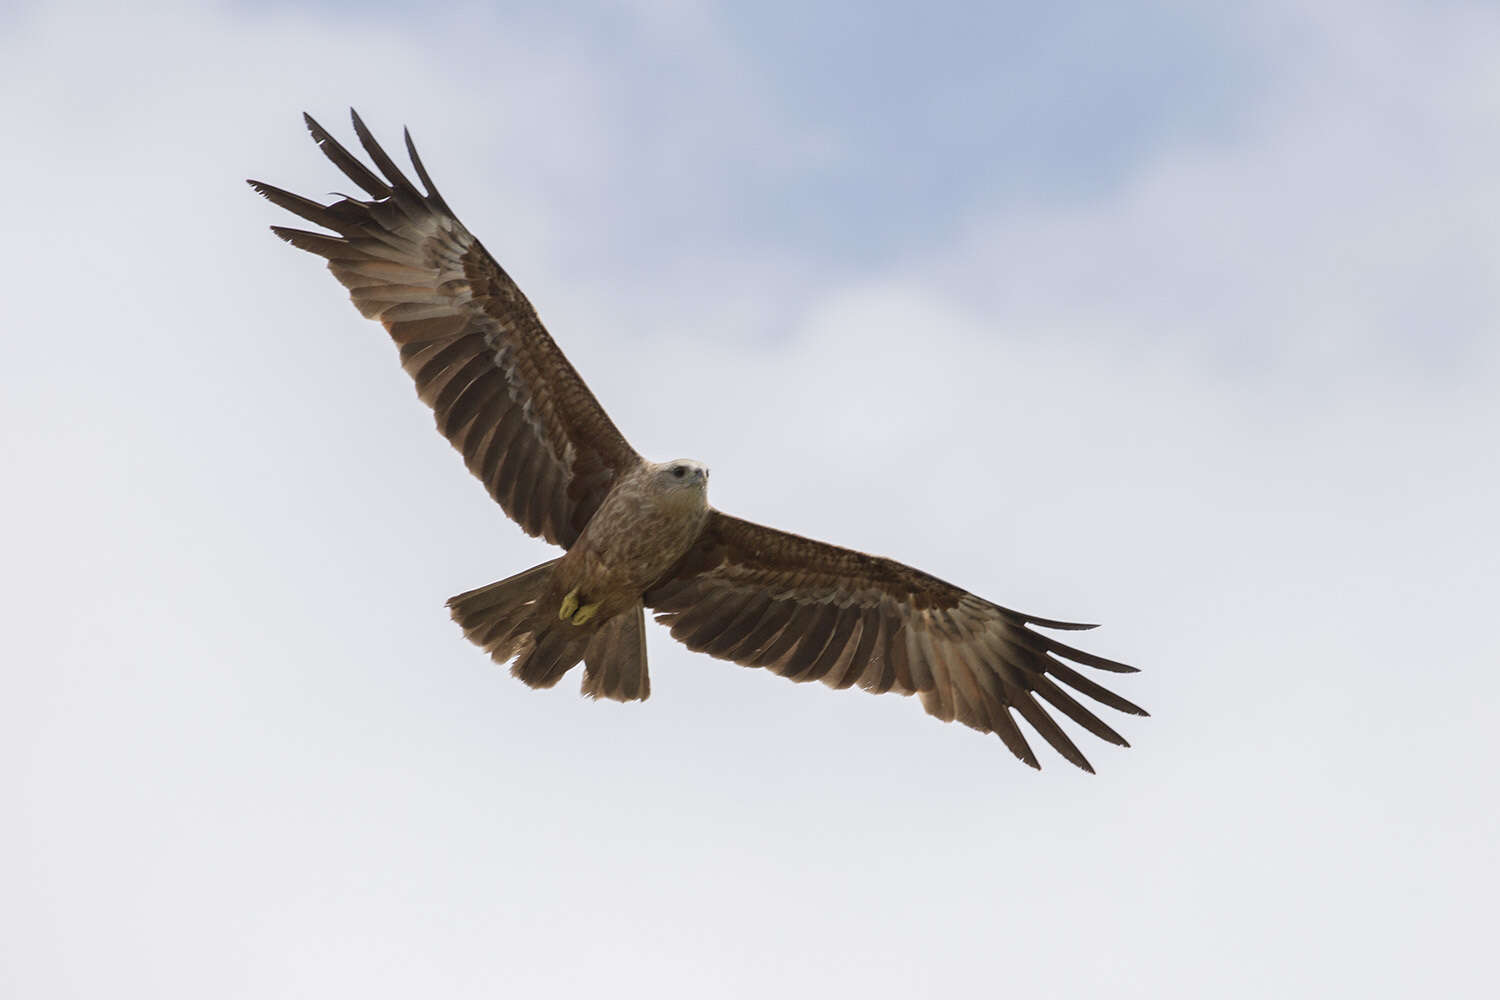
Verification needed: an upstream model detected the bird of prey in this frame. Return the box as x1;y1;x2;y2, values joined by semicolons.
249;110;1146;772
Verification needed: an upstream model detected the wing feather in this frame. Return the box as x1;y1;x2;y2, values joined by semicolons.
785;606;841;681
701;590;774;658
645;510;1146;772
826;611;879;690
801;607;859;682
441;370;503;441
251;111;641;546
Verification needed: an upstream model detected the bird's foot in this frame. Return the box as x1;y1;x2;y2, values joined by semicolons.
558;587;599;626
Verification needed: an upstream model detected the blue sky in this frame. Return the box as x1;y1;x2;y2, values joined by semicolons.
220;0;1258;273
3;1;1497;997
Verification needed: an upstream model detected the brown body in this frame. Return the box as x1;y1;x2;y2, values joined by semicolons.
543;461;710;633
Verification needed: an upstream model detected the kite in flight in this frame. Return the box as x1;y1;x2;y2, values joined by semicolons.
250;111;1147;772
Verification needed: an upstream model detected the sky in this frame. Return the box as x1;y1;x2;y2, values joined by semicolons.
3;0;1497;996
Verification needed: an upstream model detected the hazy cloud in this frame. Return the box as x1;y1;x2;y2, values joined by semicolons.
3;2;1495;998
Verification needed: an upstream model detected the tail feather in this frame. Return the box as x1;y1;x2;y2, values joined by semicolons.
516;625;591;689
447;559;558;667
447;560;648;699
582;603;650;702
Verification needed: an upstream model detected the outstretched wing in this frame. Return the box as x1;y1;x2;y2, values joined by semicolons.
645;511;1146;772
249;111;640;548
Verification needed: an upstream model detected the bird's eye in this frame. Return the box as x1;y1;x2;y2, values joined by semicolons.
672;466;686;478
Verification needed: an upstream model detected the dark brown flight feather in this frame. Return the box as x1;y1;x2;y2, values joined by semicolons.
645;512;1147;773
249;111;639;548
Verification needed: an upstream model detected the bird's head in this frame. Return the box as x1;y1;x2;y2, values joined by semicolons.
654;459;709;495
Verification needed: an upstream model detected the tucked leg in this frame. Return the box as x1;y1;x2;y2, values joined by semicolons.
559;587;601;626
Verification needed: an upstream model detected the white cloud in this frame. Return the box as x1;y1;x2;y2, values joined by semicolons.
2;2;1495;998
934;1;1500;376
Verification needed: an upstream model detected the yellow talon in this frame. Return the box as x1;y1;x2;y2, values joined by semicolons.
571;602;600;627
559;588;580;622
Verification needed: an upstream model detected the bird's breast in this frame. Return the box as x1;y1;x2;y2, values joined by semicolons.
571;490;706;596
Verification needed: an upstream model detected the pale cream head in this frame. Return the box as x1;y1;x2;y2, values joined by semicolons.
652;459;709;494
